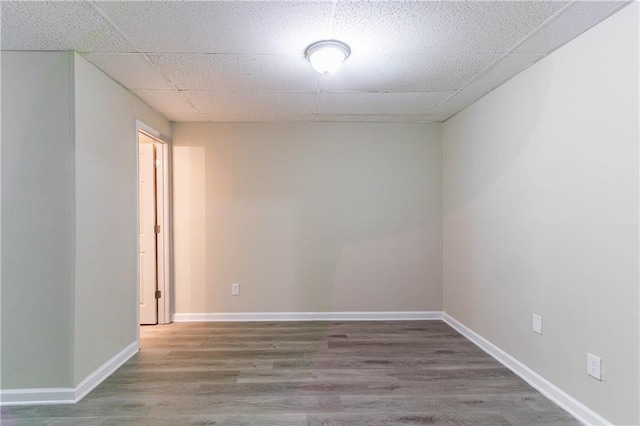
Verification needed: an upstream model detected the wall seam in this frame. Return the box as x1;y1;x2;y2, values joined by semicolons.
440;122;446;313
68;51;77;388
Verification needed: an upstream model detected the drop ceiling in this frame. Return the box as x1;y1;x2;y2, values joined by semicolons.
1;1;631;123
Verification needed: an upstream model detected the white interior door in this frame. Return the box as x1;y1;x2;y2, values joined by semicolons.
139;140;158;325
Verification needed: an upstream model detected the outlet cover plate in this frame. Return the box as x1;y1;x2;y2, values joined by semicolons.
587;353;602;380
532;314;543;335
232;283;240;296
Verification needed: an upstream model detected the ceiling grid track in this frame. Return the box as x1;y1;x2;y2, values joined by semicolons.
87;0;206;120
427;0;577;117
3;0;627;122
313;0;340;116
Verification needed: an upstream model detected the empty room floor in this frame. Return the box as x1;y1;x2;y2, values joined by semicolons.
2;321;579;425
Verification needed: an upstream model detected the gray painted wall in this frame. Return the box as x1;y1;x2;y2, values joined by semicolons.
0;51;170;391
72;53;170;385
1;51;75;388
442;4;639;424
172;122;443;313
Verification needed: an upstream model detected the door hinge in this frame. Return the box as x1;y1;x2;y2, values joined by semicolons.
154;224;161;233
155;290;161;299
154;160;160;168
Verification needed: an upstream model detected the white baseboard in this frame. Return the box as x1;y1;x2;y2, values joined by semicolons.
173;311;443;322
0;388;76;406
74;341;139;402
0;341;138;406
442;313;611;426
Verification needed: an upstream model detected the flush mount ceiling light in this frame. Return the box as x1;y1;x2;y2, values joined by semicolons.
305;40;351;75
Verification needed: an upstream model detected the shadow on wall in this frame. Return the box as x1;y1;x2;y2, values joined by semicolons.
443;61;551;216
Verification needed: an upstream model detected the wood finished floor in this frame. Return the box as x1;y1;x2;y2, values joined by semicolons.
2;321;579;426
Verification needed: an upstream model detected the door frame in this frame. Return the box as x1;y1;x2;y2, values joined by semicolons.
135;120;173;326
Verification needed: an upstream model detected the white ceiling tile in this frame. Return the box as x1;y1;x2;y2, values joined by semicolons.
94;1;333;55
132;90;200;119
317;92;453;115
186;92;317;116
423;114;452;122
463;54;544;92
320;53;499;92
202;113;314;122
201;112;428;123
0;1;134;52
151;54;319;92
331;1;569;55
308;114;426;123
429;91;488;120
2;1;623;123
82;54;174;90
513;1;631;54
165;113;207;123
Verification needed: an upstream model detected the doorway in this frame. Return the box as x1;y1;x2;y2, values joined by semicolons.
137;122;172;325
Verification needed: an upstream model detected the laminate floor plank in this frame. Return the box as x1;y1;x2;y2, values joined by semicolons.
2;321;580;425
306;412;514;425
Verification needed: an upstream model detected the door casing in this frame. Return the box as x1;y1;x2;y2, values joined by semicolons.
136;120;172;328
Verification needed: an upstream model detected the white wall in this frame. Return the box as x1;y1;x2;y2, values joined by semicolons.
1;51;75;388
73;53;170;384
172;122;442;314
442;4;639;425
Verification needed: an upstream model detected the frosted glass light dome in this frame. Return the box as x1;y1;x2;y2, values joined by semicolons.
305;40;351;75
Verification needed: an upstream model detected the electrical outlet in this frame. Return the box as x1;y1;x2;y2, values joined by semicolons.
587;353;602;381
232;283;240;296
532;314;543;335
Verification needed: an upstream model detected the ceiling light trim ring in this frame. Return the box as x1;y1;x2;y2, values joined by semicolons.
305;40;351;75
